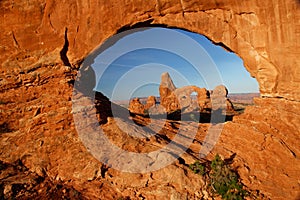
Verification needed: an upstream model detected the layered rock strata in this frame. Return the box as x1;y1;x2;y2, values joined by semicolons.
0;0;299;199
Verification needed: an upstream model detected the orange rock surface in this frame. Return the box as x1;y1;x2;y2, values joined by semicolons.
0;0;299;199
129;98;145;115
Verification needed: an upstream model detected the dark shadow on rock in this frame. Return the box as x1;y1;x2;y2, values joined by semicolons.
224;153;236;165
73;61;130;125
161;110;233;123
128;109;234;124
94;92;133;125
0;122;13;134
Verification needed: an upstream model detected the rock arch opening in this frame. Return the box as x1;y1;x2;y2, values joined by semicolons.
72;25;264;175
86;26;259;123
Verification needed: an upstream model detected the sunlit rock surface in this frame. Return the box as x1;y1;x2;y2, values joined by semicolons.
0;0;299;199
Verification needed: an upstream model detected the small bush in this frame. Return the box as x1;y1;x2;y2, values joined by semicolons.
210;155;248;199
189;161;206;175
189;154;249;200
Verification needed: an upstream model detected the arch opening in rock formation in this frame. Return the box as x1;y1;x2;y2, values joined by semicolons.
84;26;259;120
1;1;299;199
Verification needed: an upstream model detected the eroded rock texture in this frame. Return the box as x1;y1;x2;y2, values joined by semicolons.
1;0;299;99
129;98;145;115
0;0;299;199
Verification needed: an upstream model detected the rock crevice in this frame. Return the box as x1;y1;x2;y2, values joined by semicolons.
59;27;71;67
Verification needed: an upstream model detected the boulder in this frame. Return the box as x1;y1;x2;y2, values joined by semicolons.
128;98;145;115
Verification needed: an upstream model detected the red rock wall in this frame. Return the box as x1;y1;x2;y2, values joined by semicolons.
0;0;299;199
1;0;299;99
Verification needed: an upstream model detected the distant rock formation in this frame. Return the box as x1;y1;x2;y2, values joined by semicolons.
159;72;235;114
128;98;145;115
129;72;235;116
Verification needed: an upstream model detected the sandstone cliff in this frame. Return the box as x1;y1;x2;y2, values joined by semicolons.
0;0;299;199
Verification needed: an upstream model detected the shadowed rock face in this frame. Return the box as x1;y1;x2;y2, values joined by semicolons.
0;0;300;199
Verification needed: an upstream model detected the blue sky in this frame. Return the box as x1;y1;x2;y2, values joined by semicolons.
92;27;259;100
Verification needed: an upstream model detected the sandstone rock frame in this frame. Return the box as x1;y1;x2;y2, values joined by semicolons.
0;0;300;199
1;0;299;100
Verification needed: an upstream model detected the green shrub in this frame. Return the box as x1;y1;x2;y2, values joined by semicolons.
189;161;206;175
210;155;248;199
189;154;249;200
